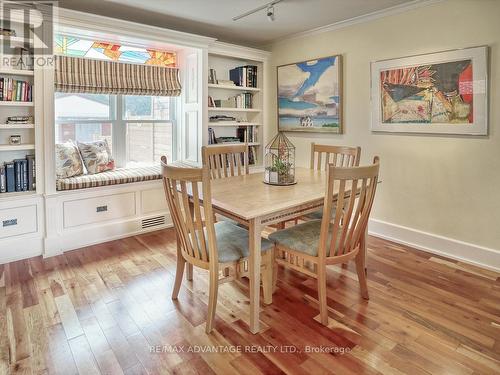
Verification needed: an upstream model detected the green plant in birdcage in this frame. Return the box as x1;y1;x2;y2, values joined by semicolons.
264;132;296;185
266;157;289;174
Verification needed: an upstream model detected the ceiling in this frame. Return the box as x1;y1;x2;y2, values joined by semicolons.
58;0;421;47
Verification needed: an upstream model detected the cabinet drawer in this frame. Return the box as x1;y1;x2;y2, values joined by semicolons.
0;205;38;239
63;192;136;228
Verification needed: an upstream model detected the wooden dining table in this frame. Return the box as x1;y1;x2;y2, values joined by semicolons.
201;166;368;334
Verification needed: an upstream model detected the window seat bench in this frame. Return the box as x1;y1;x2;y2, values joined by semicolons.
56;166;162;191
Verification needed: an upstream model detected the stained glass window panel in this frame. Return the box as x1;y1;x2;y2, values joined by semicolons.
55;34;176;67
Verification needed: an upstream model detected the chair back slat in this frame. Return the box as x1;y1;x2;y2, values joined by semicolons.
310;143;361;170
161;156;218;266
320;157;380;259
202;144;249;179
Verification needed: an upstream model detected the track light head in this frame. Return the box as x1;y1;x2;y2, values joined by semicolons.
266;5;275;21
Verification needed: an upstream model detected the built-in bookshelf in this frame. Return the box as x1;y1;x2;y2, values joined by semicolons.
206;43;269;168
0;26;37;197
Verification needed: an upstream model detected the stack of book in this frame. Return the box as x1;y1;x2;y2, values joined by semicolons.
229;65;258;88
208;128;217;145
216;79;235;86
209;115;236;122
208;96;215;108
237;126;258;143
6;115;33;124
214;93;253;109
208;69;217;84
0;155;36;193
0;78;33;102
215;136;241;144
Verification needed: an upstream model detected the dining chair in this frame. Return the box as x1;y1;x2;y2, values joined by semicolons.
269;156;380;326
310;143;361;170
202;144;249;180
161;156;274;333
303;143;361;221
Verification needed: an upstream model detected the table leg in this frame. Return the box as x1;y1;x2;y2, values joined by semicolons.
363;224;368;275
248;217;262;334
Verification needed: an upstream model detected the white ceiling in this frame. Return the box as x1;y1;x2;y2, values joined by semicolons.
58;0;421;46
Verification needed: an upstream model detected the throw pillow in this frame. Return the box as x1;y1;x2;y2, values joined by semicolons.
77;139;115;174
55;140;85;179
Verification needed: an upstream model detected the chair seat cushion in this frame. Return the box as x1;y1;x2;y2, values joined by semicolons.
268;219;342;257
209;221;273;263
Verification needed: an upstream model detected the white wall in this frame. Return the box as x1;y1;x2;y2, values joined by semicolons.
266;0;500;263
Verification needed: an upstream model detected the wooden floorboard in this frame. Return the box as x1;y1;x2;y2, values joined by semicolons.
0;227;499;375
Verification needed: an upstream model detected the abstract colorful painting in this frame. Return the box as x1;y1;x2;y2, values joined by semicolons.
55;35;176;67
278;55;342;133
371;47;488;135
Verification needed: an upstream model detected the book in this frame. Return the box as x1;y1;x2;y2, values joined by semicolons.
208;68;217;84
208;96;215;108
21;159;28;191
217;79;236;86
208;127;217;145
215;136;241;144
229;65;258;88
13;159;23;191
5;162;15;192
0;78;32;102
27;154;35;191
0;165;6;193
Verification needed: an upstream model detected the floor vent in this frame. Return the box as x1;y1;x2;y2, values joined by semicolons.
142;215;166;229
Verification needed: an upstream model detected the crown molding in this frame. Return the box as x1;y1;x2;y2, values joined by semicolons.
269;0;445;46
209;41;271;61
55;8;217;50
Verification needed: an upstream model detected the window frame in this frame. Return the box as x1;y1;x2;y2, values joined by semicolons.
55;93;178;167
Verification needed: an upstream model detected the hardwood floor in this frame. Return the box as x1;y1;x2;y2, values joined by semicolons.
1;228;499;375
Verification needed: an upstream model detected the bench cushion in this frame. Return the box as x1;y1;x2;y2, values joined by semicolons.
56;166;161;191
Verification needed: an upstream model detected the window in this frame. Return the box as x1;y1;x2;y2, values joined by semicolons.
55;93;176;167
55;35;176;67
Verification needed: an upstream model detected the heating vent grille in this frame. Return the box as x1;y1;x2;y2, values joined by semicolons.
142;215;166;229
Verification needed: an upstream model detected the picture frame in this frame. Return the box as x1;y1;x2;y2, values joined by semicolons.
370;46;488;135
277;55;342;133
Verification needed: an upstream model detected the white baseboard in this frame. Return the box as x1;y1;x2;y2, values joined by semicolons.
368;218;500;272
44;214;173;258
0;236;43;264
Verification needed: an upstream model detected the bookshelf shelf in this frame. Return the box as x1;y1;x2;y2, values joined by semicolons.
208;83;260;92
208;122;261;127
208;107;261;113
207;142;260;147
0;124;35;129
0;144;35;151
0;69;34;76
0;101;34;107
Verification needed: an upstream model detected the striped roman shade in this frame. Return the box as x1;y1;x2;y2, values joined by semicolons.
54;55;182;96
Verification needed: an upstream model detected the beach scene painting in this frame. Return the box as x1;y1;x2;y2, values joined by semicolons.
278;55;342;133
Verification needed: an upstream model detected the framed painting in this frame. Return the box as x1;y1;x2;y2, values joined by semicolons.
278;55;342;133
371;46;488;135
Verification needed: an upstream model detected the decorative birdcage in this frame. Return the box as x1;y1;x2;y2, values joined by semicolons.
264;132;296;185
